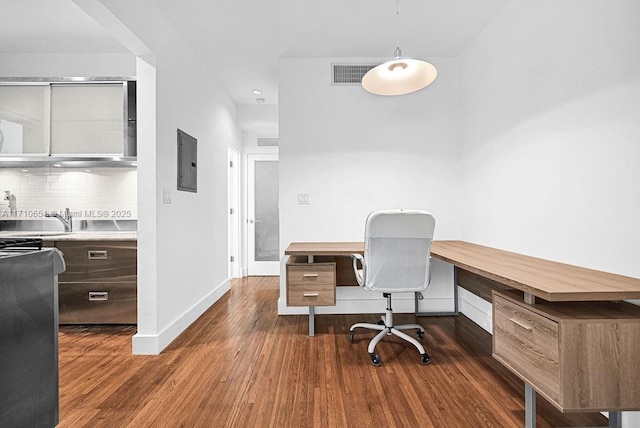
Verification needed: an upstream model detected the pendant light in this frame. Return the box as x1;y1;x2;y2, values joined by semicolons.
362;0;437;96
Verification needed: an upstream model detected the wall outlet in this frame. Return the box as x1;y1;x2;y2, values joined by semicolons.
163;189;172;204
297;193;309;205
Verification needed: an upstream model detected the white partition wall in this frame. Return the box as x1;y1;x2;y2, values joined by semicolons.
458;1;640;425
277;56;461;315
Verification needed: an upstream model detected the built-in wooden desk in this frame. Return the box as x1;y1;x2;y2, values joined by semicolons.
285;241;363;258
429;241;640;428
284;240;640;428
284;242;363;337
430;240;640;302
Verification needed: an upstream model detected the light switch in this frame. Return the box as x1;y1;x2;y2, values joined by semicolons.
298;193;309;205
163;189;172;204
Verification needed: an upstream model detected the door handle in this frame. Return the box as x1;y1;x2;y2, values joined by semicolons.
509;317;532;331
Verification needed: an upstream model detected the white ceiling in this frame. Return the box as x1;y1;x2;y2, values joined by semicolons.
0;0;129;54
0;0;510;106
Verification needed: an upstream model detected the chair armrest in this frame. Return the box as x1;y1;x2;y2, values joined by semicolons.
351;253;365;287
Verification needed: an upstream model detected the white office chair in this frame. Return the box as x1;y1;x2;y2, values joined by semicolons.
349;209;435;366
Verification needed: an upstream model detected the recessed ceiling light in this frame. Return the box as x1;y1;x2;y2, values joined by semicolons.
53;164;62;168
256;98;265;104
252;89;262;95
85;169;91;172
21;169;28;173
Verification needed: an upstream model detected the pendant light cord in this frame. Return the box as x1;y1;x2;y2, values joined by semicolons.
394;0;402;59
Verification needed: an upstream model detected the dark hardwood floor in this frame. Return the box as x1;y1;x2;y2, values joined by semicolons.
58;276;608;427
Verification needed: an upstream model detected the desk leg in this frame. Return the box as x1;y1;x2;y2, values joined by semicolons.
307;254;315;337
525;383;536;428
608;412;621;428
309;306;315;337
524;292;535;305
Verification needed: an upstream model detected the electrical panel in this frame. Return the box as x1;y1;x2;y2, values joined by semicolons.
177;129;197;192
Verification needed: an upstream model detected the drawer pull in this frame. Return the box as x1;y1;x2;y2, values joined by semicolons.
509;317;532;331
303;273;319;278
89;291;109;301
303;293;319;297
88;250;108;260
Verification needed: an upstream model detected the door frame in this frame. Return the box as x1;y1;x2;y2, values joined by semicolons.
246;152;280;276
227;146;241;279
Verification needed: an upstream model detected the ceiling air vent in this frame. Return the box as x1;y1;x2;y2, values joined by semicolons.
332;64;376;86
257;138;279;147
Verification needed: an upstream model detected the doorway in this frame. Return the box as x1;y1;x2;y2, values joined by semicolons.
227;147;241;279
247;153;279;276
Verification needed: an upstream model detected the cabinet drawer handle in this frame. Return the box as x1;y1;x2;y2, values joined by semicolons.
303;273;319;278
303;293;319;297
88;250;108;260
89;291;109;301
509;317;532;331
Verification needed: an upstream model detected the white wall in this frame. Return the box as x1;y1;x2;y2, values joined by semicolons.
458;1;640;424
460;0;640;277
278;57;460;315
95;0;243;354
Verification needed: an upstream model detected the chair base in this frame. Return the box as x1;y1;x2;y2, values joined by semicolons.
349;295;430;366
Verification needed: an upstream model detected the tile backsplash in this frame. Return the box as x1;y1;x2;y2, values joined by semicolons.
0;167;136;220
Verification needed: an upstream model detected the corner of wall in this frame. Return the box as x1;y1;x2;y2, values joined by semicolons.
132;278;230;355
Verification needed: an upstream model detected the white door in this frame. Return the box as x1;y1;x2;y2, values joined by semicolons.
227;147;241;279
247;153;279;276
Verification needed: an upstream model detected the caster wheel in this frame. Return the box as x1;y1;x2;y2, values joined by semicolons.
417;330;425;340
348;330;355;342
421;353;431;365
377;319;385;326
369;353;382;367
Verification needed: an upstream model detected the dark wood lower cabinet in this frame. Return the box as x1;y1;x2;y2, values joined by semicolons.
56;240;137;324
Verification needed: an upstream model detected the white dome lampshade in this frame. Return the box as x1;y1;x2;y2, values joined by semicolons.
362;47;437;96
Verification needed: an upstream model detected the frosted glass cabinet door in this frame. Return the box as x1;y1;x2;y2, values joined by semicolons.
50;83;124;155
0;85;50;155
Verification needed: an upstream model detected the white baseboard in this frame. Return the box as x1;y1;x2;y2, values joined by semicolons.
132;279;230;355
277;296;456;316
278;284;492;334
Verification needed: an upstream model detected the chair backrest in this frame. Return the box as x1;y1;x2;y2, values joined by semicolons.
361;209;435;293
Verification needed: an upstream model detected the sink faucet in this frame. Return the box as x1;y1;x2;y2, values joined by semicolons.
4;191;17;217
45;208;73;232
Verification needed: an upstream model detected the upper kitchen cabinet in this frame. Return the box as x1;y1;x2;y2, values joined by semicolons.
0;84;50;155
50;83;124;155
0;79;136;164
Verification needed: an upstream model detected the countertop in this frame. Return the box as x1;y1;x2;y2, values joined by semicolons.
0;231;137;241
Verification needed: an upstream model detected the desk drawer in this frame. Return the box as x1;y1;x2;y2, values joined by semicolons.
287;264;335;285
286;263;336;307
493;295;560;403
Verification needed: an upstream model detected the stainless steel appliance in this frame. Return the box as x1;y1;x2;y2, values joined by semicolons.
0;238;65;427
